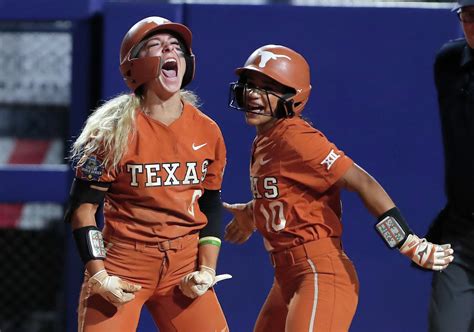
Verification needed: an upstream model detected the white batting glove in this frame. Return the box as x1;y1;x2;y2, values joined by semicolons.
179;266;232;299
399;234;454;271
223;201;256;244
88;270;142;307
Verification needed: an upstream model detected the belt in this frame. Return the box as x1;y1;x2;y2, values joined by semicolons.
269;237;342;268
106;233;197;252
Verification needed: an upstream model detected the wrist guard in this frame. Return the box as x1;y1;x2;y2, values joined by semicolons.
73;226;106;264
375;207;413;248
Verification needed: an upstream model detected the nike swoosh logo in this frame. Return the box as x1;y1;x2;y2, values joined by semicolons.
259;158;271;165
192;143;207;151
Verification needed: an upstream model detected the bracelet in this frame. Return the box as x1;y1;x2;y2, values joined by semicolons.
198;236;221;247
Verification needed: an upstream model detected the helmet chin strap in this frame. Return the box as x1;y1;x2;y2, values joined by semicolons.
150;55;165;98
274;94;295;118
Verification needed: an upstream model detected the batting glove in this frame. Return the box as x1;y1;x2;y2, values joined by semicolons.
88;270;142;307
179;265;232;299
399;234;454;271
223;201;256;244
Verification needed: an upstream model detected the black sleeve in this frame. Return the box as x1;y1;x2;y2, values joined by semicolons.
198;189;223;239
434;38;465;92
63;178;111;223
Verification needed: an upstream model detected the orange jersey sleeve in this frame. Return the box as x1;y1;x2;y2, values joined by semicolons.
75;155;118;183
281;120;353;193
201;123;226;191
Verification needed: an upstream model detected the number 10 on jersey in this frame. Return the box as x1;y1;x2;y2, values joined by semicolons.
259;201;287;232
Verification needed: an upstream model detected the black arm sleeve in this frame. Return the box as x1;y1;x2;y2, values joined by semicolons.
198;189;223;239
63;178;111;223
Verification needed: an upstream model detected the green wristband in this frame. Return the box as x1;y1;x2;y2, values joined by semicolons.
199;236;221;247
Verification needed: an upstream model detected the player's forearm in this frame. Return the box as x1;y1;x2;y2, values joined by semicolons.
198;244;220;270
240;200;256;228
71;203;105;275
86;259;106;276
356;177;395;217
71;203;100;230
341;164;395;216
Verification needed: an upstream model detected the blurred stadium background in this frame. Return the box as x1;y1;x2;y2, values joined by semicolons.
0;0;460;331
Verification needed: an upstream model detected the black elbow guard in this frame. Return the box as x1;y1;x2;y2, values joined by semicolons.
198;189;223;246
375;207;413;249
64;178;111;223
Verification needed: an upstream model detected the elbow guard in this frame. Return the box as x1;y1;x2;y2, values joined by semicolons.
63;178;111;223
198;189;223;247
375;207;413;249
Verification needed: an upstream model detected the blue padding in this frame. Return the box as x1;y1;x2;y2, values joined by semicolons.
0;0;103;20
0;165;71;203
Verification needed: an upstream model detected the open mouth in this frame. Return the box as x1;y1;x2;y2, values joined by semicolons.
247;104;264;113
161;58;178;78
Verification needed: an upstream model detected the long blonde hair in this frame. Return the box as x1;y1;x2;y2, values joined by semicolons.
70;90;200;171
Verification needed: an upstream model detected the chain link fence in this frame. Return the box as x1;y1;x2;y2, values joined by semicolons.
0;21;71;332
0;24;71;106
0;226;65;332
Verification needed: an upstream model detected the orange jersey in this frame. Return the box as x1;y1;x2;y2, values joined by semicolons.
250;117;352;252
76;103;226;242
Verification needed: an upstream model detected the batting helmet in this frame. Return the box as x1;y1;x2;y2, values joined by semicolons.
119;16;195;92
235;44;311;116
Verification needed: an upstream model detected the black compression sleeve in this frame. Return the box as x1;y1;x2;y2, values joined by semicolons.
63;178;111;223
198;189;223;239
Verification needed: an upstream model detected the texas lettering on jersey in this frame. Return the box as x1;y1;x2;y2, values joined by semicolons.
126;160;209;187
250;176;278;199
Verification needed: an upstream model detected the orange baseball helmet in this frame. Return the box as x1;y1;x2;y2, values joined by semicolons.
119;16;195;92
235;44;311;116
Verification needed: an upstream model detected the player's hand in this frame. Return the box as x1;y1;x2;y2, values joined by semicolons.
399;234;454;271
180;266;215;299
223;201;256;244
179;266;232;299
88;270;142;307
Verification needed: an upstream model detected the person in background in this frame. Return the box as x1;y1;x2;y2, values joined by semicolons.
64;16;229;332
425;1;474;330
223;44;454;332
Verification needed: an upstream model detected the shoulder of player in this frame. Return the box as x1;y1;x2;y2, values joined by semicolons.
435;38;467;65
279;118;328;153
185;103;221;128
281;117;325;140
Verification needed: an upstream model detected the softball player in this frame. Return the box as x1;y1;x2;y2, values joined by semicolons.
224;44;454;332
64;17;229;331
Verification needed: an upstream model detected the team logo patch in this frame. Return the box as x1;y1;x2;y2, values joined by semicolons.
80;156;103;181
320;149;340;171
146;17;169;25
